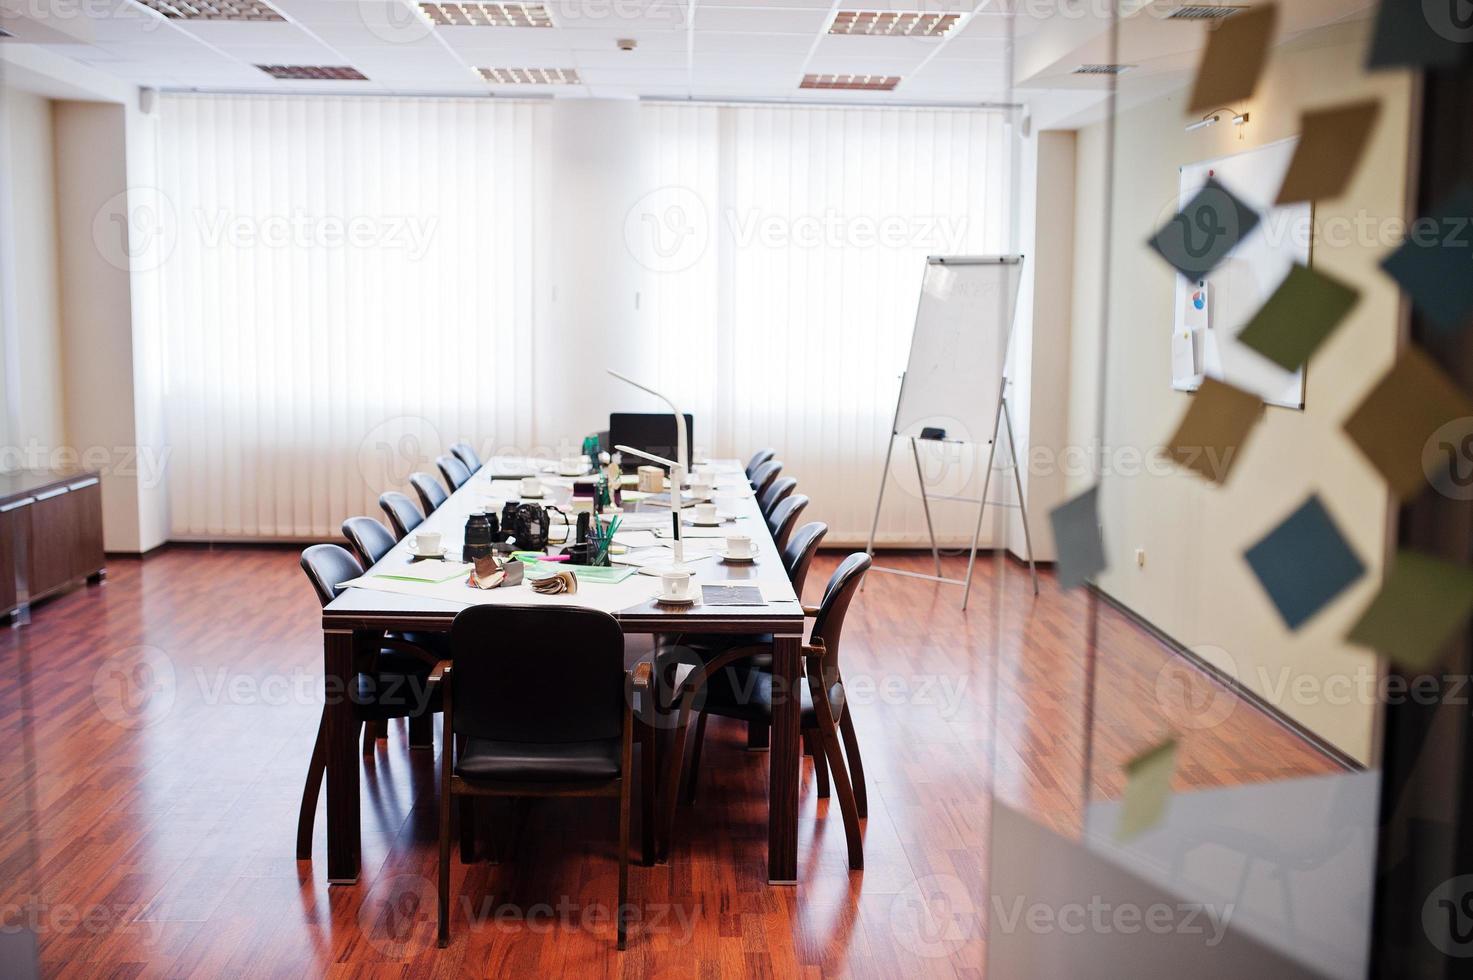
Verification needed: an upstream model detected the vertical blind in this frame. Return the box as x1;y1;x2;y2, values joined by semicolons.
157;96;1011;541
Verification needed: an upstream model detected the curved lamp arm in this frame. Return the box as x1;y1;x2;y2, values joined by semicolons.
607;369;689;570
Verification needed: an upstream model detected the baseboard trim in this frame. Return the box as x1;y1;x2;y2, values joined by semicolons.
1089;585;1364;773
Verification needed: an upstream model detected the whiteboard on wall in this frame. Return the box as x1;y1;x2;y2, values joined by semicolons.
894;255;1024;444
1172;138;1311;410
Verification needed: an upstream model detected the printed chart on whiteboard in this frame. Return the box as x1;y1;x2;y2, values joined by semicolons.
1171;137;1311;410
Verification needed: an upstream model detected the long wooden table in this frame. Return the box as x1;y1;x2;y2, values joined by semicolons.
320;458;805;884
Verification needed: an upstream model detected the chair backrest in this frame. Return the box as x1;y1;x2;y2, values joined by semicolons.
342;516;396;568
749;459;783;498
745;449;776;479
782;521;827;596
300;544;364;608
759;476;798;518
451;441;482;474
810;552;872;677
410;472;448;515
449;605;626;743
379;491;424;540
767;493;808;550
437;454;471;491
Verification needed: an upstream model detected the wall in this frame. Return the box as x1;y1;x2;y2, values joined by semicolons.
0;86;65;456
1068;19;1412;765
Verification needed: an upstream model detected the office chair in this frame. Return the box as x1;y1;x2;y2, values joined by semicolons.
451;441;482;474
759;476;797;518
436;605;649;949
749;460;783;498
745;449;776;479
342;516;397;568
410;472;448;516
378;491;424;540
295;545;442;860
437;454;472;492
766;493;808;551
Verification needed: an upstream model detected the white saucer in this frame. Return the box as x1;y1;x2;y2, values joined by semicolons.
685;518;724;527
655;593;696;606
519;490;544;499
407;546;448;559
720;552;757;564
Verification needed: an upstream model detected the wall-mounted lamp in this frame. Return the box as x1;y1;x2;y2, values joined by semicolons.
1185;107;1249;132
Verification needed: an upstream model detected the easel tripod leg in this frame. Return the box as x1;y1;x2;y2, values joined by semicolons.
910;437;942;578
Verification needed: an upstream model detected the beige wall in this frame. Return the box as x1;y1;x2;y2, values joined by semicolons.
1067;19;1412;765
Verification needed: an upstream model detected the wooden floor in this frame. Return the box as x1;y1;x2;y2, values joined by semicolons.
0;547;1337;977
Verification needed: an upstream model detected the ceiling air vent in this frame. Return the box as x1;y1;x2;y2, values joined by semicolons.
478;67;580;84
828;10;963;37
1073;64;1136;74
132;0;284;21
1166;4;1249;19
800;73;901;91
257;65;368;80
419;2;552;27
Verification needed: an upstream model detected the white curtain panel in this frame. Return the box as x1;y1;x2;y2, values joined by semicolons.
158;96;1010;542
636;103;1012;545
158;95;547;538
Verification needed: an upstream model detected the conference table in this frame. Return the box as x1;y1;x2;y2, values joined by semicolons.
318;457;806;885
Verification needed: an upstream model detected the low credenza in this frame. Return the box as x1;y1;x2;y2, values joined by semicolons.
0;469;106;623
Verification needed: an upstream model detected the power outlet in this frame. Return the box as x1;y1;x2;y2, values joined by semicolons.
1135;548;1146;568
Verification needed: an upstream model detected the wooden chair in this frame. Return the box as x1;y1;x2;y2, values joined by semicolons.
378;491;424;540
749;459;783;498
342;516;396;568
410;472;448;516
766;493;809;551
437;454;472;492
663;554;872;870
759;476;797;519
450;442;482;474
295;545;442;860
436;605;649;950
745;449;775;479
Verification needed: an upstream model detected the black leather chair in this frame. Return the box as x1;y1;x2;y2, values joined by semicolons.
451;441;482;474
749;459;782;499
436;605;649;949
664;554;872;870
296;545;442;860
745;449;775;479
378;491;424;540
342;516;396;568
410;472;448;516
766;493;809;551
759;476;797;519
437;454;472;492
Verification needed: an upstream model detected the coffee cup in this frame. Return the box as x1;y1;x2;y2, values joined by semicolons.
660;569;693;600
412;530;442;555
520;476;542;497
725;534;754;559
688;475;714;498
693;502;718;524
559;455;587;476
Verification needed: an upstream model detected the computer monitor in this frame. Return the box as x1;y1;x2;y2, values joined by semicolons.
608;413;694;473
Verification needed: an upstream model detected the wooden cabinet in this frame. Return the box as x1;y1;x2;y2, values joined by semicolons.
0;470;106;622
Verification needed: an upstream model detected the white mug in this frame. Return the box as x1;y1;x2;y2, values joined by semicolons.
693;502;718;523
412;530;441;554
660;569;693;600
725;534;754;559
559;455;587;475
688;476;714;498
520;476;542;497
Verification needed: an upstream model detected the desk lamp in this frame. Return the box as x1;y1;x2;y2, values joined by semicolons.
607;370;688;573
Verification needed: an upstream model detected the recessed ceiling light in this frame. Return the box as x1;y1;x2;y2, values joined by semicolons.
828;10;962;37
132;0;284;21
1166;4;1249;19
419;2;552;27
800;73;901;91
257;65;368;80
477;66;580;84
1072;64;1136;74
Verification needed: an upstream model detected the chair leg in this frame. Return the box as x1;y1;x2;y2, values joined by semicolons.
838;707;868;819
459;796;476;863
659;718;690;864
363;719;385;754
639;727;655;866
617;775;631;950
438;787;452;947
296;711;329;860
746;720;770;750
817;719;864;871
408;713;433;749
682;711;708;805
805;728;830;799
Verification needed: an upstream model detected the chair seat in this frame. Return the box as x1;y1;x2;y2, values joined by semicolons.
351;664;442;721
677;632;774;672
395;631;450;658
704;668;844;726
455;737;622;783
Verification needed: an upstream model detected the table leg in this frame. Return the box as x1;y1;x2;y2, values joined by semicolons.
768;634;800;883
325;627;360;884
